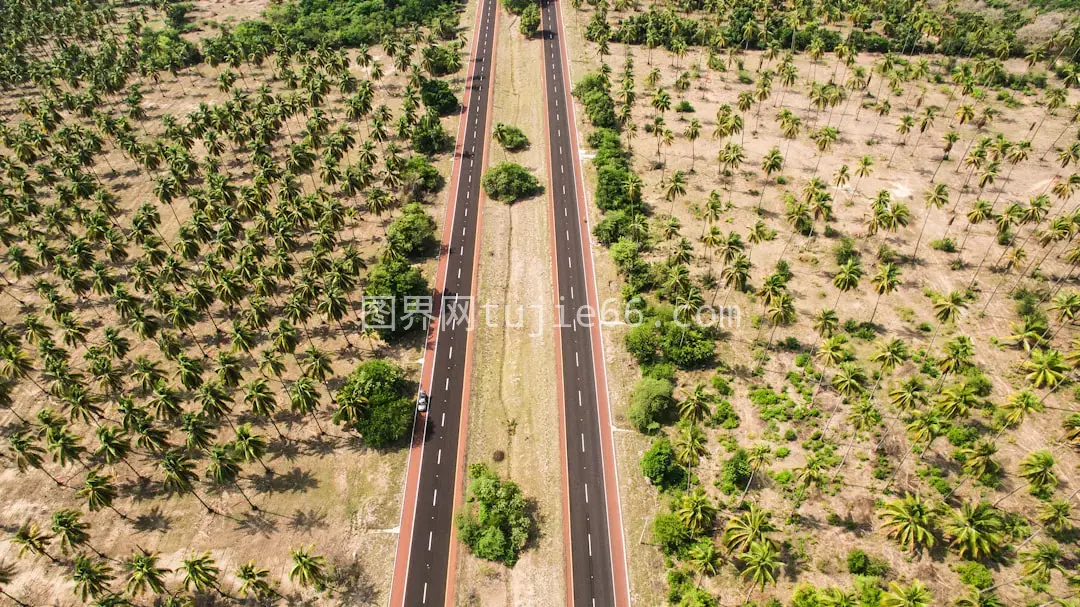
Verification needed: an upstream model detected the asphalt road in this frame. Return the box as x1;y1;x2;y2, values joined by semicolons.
541;0;628;604
399;0;497;603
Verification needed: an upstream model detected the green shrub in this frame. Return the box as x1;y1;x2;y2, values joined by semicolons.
930;237;957;252
709;399;740;429
675;100;695;113
628;377;674;432
847;549;890;577
165;3;193;29
711;375;734;396
719;448;751;494
482;162;543;202
790;585;820;607
574;73;617;128
411;115;452;155
835;237;860;265
260;0;459;47
501;0;532;14
401;155;446;196
386;203;436;258
659;322;715;369
420;77;459;116
640;437;685;489
456;463;535;566
363;258;429;339
494;123;530;151
519;4;540;36
652;512;691;555
333;360;413;448
955;561;994;589
420;44;463;76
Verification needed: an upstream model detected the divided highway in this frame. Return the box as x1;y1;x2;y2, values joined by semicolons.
540;0;632;605
388;0;498;603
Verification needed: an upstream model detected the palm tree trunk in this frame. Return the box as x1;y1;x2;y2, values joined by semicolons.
189;489;217;515
910;206;933;262
991;480;1030;507
0;590;30;607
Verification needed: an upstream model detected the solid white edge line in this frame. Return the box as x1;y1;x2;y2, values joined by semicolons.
553;0;632;599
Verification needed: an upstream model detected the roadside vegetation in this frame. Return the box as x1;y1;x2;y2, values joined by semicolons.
0;0;469;603
483;161;544;202
494;123;531;151
455;463;536;567
568;0;1080;604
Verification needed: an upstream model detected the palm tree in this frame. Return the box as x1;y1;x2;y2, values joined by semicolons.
50;509;101;557
676;489;716;535
740;540;780;604
812;309;839;337
931;290;967;337
71;553;114;602
159;449;215;514
677;384;712;425
850;155;874;202
687;541;720;585
877;493;938;552
289;545;328;590
723;504;776;554
180;552;221;595
674;424;707;484
123;550;170;597
869;262;901;323
953;587;1004;607
1019;541;1062;585
880;580;933;607
684;119;701;170
943;501;1003;560
12;522;55;563
958;440;1000;481
994;450;1057;507
78;471;127;520
731;442;770;502
236;561;277;599
1036;499;1072;534
998;389;1043;428
911;183;949;261
207;443;258;511
242;378;286;441
1019;450;1058;493
233;423;271;475
1023;348;1069;388
289;376;325;434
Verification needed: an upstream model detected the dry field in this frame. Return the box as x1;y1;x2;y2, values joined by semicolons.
0;3;478;603
455;6;567;605
563;5;1080;606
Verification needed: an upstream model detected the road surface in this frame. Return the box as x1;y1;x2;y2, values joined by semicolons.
388;0;498;603
540;0;632;605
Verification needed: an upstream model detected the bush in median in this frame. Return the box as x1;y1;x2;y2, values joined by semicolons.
482;162;543;203
455;463;535;566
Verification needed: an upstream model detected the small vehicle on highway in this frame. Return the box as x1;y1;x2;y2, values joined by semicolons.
417;390;429;413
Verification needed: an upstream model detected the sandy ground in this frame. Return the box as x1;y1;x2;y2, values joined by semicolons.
562;4;1080;605
454;7;568;606
0;2;478;603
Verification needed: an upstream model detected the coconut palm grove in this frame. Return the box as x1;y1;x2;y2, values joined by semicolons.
1;0;1080;605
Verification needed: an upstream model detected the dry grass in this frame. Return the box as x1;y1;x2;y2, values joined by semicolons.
454;7;567;606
